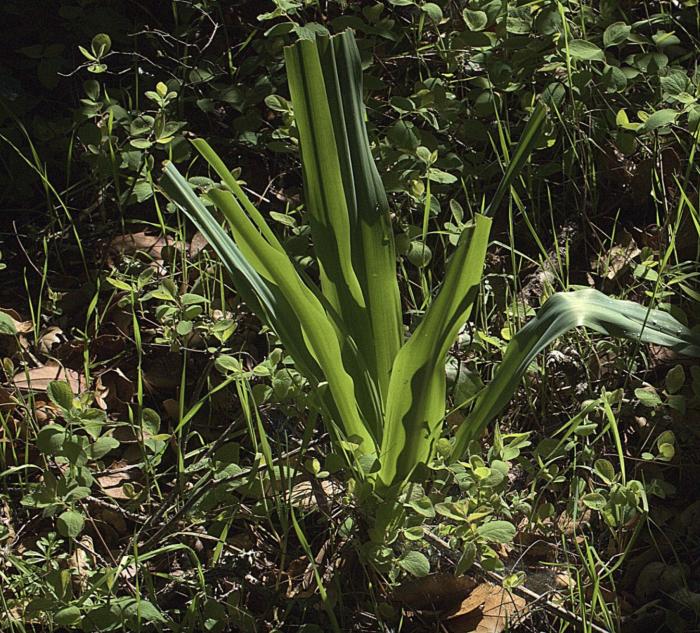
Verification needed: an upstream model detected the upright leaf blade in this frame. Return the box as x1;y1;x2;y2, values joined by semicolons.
486;102;547;217
191;138;284;252
379;214;492;485
322;33;403;402
161;162;374;454
285;33;402;435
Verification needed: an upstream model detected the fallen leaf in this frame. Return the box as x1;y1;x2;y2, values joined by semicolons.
161;398;179;420
595;229;640;285
289;480;342;509
0;386;17;413
557;509;591;536
91;334;126;359
107;231;172;261
38;327;65;354
0;309;32;334
13;361;84;393
95;368;134;412
0;498;15;544
103;305;133;335
393;573;477;612
98;508;128;535
189;231;209;257
143;353;182;390
33;400;52;423
555;570;574;590
514;531;557;561
447;582;528;633
68;535;95;593
96;461;139;500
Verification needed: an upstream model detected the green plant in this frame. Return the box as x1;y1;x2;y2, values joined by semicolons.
161;30;700;530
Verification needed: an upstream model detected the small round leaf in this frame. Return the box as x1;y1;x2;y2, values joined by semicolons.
57;510;84;539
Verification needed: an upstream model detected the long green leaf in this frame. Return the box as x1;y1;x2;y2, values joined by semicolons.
379;214;492;485
160;163;374;454
285;33;402;434
319;33;403;403
160;162;276;320
451;288;700;458
190;138;284;253
485;101;547;217
160;163;321;386
206;186;374;453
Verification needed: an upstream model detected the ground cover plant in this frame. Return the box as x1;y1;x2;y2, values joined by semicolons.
2;1;700;632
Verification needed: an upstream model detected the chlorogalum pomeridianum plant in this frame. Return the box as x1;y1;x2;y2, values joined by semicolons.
161;31;700;498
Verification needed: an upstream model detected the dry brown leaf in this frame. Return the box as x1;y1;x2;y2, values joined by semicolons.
514;531;557;561
0;309;32;334
0;498;15;545
162;398;179;420
68;535;95;593
91;334;126;359
189;231;209;257
289;480;342;509
648;344;681;366
12;360;84;393
107;231;172;261
38;327;65;354
393;574;477;612
557;509;591;536
554;570;575;590
98;508;128;535
143;353;182;390
0;386;17;413
103;305;132;335
97;462;139;500
95;368;134;412
447;582;528;633
599;230;641;283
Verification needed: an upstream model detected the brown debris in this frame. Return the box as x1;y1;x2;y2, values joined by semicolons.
446;582;528;633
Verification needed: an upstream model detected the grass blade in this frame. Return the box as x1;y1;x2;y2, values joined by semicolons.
486;101;547;217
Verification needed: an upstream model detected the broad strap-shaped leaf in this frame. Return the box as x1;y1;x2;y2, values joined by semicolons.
160;162;374;454
379;214;493;485
285;33;402;429
320;33;403;403
189;136;381;433
161;163;318;383
451;288;700;458
160;162;277;323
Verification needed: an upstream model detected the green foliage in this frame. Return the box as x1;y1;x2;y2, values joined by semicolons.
163;31;700;533
162;31;549;497
3;2;700;630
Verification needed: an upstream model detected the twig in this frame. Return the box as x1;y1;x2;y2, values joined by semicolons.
424;530;612;633
86;495;148;523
